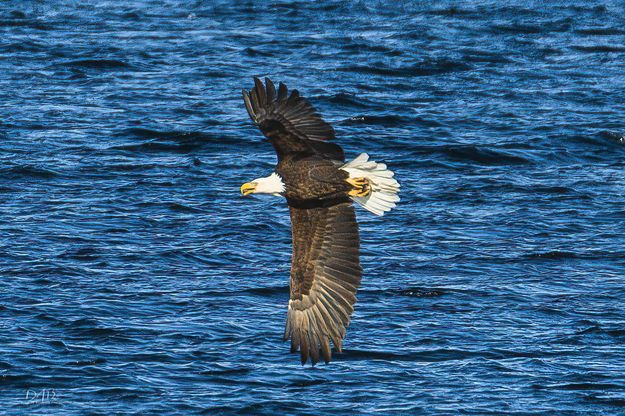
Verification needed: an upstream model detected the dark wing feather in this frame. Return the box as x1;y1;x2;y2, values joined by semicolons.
242;77;344;161
308;140;345;162
286;202;362;365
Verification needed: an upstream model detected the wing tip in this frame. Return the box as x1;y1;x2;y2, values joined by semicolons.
242;89;256;121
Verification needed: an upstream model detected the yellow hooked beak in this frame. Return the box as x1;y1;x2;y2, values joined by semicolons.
240;182;257;196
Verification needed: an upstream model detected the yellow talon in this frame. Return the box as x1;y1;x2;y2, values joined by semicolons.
347;177;372;197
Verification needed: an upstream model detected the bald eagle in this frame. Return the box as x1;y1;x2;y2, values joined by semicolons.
240;78;400;365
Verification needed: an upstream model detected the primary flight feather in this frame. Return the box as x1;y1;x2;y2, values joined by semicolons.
240;77;400;365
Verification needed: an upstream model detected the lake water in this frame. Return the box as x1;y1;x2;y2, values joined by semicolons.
1;1;625;414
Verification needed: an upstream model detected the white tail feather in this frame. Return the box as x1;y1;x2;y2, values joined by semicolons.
341;153;400;216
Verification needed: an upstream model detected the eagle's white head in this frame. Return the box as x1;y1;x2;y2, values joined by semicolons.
240;172;285;197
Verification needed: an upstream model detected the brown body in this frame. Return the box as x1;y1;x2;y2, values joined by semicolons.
277;156;351;204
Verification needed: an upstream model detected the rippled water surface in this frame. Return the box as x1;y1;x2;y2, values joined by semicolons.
2;1;625;414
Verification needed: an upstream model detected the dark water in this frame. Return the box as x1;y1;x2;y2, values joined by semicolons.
2;0;625;414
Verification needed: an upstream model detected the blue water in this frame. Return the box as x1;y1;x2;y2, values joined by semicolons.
2;1;625;414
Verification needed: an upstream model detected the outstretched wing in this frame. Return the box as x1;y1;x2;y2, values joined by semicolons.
242;77;344;162
286;201;362;365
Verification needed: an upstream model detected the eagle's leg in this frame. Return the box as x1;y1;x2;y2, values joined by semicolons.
346;177;372;197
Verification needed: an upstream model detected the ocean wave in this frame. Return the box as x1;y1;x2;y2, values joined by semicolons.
437;144;531;165
526;250;578;259
339;59;471;77
243;285;289;296
572;45;625;53
599;131;625;143
320;92;373;109
396;287;447;297
110;128;235;153
1;165;59;179
61;59;131;69
0;18;50;30
575;27;625;36
343;115;410;127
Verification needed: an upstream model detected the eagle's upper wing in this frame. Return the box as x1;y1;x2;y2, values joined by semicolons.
286;201;362;365
242;77;345;162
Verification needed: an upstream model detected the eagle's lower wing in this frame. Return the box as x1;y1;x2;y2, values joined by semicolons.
242;77;344;162
286;201;362;365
